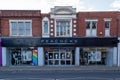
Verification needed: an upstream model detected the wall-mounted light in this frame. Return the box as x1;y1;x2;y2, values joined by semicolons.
99;32;102;35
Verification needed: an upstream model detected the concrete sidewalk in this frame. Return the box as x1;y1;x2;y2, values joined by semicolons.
0;66;120;71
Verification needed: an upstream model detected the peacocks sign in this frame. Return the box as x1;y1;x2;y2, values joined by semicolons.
1;37;118;47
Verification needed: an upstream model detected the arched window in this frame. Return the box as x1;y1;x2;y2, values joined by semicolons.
42;17;49;37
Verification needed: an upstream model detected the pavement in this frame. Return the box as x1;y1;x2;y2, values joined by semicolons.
0;65;120;71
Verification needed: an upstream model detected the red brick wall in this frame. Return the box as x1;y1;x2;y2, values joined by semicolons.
77;12;118;37
32;18;41;37
77;13;86;37
1;10;120;38
1;17;41;37
0;10;41;37
117;12;120;37
1;18;9;37
0;10;41;17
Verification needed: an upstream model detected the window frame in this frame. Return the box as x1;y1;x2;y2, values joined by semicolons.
85;19;98;37
9;20;32;37
43;21;49;34
104;18;112;37
55;19;72;37
105;21;110;29
42;17;50;37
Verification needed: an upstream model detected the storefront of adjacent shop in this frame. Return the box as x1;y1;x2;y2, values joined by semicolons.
1;37;118;66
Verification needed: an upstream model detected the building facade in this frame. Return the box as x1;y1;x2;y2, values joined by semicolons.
0;6;120;66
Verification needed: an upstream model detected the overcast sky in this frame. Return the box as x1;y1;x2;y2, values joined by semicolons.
0;0;120;13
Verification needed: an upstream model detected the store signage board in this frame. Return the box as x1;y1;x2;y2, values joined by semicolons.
1;37;118;47
40;38;79;44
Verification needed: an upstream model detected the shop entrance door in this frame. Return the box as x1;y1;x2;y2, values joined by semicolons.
45;50;73;66
48;52;60;65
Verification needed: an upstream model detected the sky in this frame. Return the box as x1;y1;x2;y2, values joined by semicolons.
0;0;120;13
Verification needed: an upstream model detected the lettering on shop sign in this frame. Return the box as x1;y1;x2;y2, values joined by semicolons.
40;39;78;44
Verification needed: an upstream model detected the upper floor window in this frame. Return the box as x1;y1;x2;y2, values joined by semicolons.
43;21;49;34
42;17;49;37
105;21;110;29
10;20;32;36
55;20;71;37
104;18;111;37
85;19;98;37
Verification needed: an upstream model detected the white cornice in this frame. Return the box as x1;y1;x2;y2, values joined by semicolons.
50;6;76;15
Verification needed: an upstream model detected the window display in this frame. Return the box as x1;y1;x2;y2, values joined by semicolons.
44;47;75;66
10;48;33;65
54;53;59;59
61;53;65;59
11;49;21;65
66;52;71;59
80;48;107;65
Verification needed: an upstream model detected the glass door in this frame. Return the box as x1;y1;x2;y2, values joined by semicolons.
46;52;60;65
54;52;59;65
48;52;60;65
60;52;66;65
66;52;72;65
45;51;72;66
48;52;54;65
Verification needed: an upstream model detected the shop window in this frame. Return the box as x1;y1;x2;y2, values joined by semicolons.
10;48;33;66
54;53;59;59
80;48;107;65
44;47;75;65
10;20;32;37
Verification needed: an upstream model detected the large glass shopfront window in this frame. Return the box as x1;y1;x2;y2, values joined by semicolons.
80;48;107;65
45;47;75;66
9;48;34;65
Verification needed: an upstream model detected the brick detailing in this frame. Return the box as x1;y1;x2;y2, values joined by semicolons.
0;10;41;37
0;10;120;38
77;12;118;37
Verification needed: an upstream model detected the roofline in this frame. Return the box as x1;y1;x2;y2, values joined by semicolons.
77;11;119;13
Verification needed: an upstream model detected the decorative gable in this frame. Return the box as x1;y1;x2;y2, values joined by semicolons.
50;6;76;15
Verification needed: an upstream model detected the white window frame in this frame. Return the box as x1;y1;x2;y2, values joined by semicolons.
42;17;50;37
85;19;98;37
55;19;72;37
9;20;32;37
45;49;73;65
104;18;112;37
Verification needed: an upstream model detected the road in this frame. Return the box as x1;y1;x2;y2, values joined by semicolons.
0;70;120;80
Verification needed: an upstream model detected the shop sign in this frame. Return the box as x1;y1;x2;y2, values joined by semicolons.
40;38;79;44
1;37;118;47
